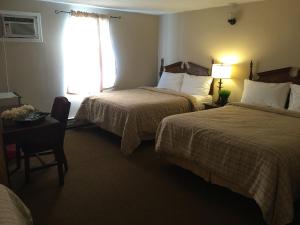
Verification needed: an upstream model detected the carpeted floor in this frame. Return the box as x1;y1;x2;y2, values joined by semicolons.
10;127;300;225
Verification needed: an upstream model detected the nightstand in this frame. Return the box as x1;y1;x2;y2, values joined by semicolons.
203;103;223;110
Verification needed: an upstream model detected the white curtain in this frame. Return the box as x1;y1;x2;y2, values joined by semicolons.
63;11;117;95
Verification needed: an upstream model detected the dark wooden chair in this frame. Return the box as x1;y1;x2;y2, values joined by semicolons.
22;97;71;185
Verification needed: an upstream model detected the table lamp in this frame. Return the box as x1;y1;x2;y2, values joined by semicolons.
211;64;232;104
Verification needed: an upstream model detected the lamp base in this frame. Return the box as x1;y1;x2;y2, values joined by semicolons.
217;78;223;92
216;78;223;104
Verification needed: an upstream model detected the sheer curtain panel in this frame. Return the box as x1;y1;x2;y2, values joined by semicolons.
63;10;117;95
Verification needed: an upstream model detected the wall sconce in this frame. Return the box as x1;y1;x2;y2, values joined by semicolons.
228;3;239;25
228;17;236;25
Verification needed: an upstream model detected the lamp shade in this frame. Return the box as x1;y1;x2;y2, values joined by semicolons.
211;64;231;79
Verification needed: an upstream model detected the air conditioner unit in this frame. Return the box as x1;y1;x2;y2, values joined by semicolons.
0;11;43;42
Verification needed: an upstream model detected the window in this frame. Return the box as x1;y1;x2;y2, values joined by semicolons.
63;12;116;95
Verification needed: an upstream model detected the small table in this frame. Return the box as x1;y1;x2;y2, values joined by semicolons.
1;116;60;185
203;102;224;110
2;117;60;145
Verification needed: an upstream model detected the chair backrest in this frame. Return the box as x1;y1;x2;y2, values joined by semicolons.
50;97;71;139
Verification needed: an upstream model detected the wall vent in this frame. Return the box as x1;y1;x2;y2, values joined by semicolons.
0;10;43;42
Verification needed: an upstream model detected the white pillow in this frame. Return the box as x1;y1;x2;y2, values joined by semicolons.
288;84;300;112
180;74;213;96
241;79;290;109
157;72;184;92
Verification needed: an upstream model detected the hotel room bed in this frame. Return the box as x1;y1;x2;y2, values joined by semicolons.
155;66;300;225
76;60;213;154
0;184;33;225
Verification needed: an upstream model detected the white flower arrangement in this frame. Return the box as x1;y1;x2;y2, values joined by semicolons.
1;105;35;120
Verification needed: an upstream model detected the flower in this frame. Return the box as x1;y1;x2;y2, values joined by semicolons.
1;105;35;120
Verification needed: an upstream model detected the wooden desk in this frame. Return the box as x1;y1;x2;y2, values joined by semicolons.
1;117;60;185
2;117;60;145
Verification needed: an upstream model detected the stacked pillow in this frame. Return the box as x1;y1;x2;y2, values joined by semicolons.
240;79;300;112
157;72;185;92
180;74;213;96
157;72;213;96
288;84;300;112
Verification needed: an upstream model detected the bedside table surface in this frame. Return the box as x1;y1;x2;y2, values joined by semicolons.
203;102;224;109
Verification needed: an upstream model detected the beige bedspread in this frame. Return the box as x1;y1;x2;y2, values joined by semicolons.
155;103;300;225
0;184;32;225
76;87;198;154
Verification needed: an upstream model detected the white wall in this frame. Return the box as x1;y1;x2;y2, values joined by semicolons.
0;0;159;117
159;0;300;102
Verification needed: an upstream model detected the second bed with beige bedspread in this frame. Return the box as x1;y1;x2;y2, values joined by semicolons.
155;103;300;225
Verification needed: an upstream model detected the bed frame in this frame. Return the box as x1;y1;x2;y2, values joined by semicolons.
249;60;300;84
161;61;300;212
159;58;214;95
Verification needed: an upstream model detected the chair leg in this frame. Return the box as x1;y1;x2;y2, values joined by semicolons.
24;155;30;183
54;148;64;186
62;151;68;172
16;145;21;170
57;162;64;186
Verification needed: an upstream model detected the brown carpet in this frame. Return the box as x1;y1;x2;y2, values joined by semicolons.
10;127;300;225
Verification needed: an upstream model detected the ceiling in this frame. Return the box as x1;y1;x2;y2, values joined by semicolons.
39;0;264;15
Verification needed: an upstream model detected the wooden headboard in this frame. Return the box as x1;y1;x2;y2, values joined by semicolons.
159;58;214;95
249;61;300;84
296;71;300;84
